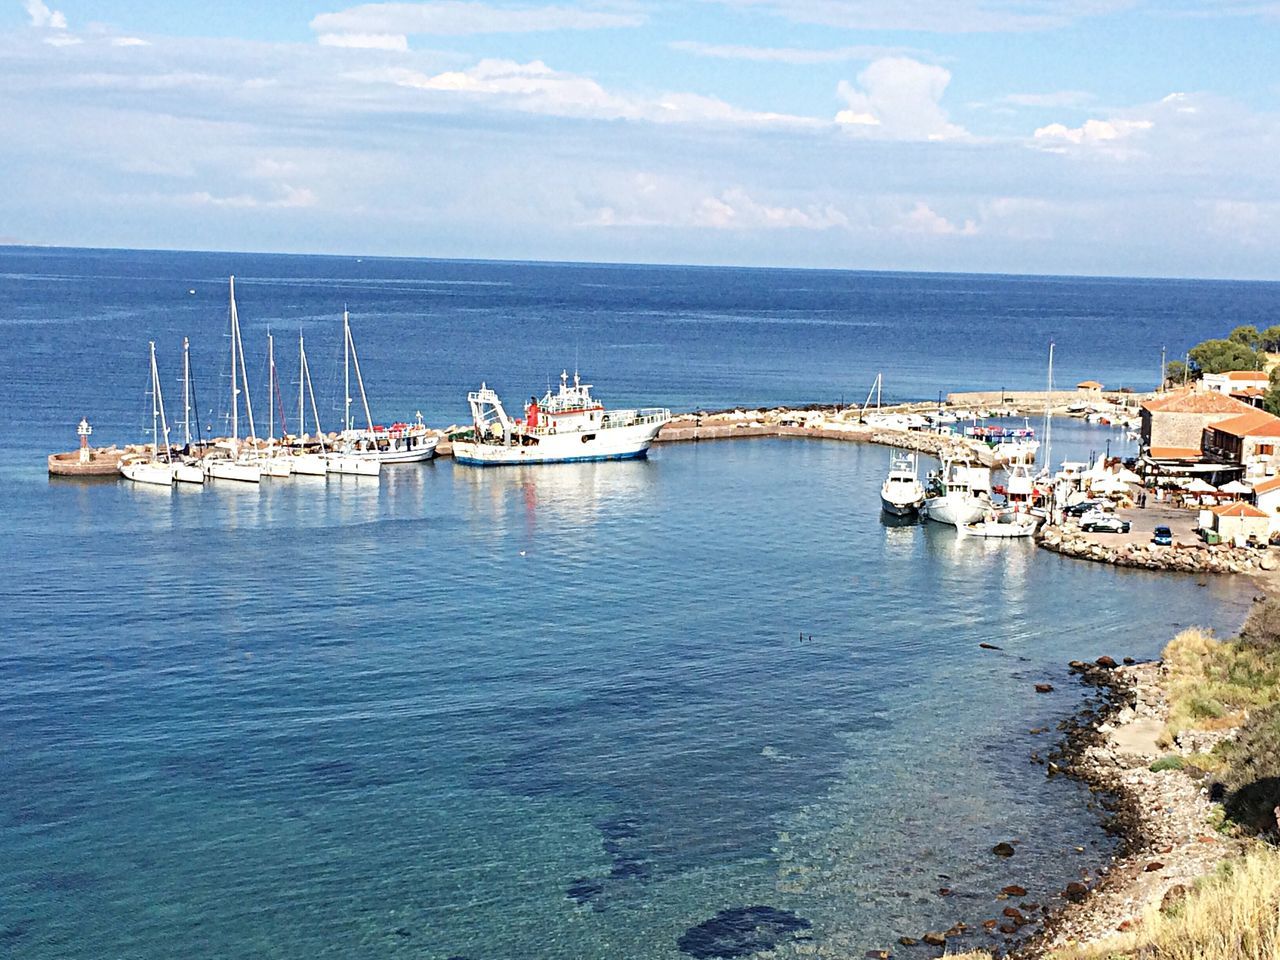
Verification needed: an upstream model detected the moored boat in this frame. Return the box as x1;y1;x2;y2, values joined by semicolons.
956;510;1039;538
880;451;925;516
921;456;992;526
119;341;177;488
451;371;669;466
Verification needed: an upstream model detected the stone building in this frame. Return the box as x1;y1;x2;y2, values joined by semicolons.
1140;389;1254;455
1203;409;1280;480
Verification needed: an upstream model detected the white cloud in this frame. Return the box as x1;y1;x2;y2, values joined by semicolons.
317;31;410;51
348;59;821;126
999;91;1095;108
1032;117;1153;151
705;0;1131;33
835;57;967;140
110;37;151;47
42;33;82;46
310;2;644;37
580;175;848;230
667;40;921;64
894;201;977;236
25;0;68;29
180;184;317;209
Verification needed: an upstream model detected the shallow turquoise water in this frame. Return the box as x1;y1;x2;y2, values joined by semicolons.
0;436;1250;958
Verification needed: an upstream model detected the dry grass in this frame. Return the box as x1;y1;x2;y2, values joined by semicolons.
1048;846;1280;960
1161;627;1280;744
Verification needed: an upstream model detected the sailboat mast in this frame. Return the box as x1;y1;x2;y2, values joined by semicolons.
298;331;305;442
151;341;173;461
268;332;275;443
1043;342;1054;476
302;337;327;453
229;276;238;443
182;336;192;447
876;372;882;411
346;310;375;431
149;340;160;454
343;307;351;433
234;288;257;444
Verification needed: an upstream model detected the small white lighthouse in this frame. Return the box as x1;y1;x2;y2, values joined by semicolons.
78;417;93;463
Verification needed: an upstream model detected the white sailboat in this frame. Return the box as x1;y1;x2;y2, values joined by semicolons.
880;450;925;515
334;309;438;464
450;371;669;466
172;336;207;484
205;276;262;484
257;332;294;478
120;341;177;487
921;456;992;526
287;332;331;477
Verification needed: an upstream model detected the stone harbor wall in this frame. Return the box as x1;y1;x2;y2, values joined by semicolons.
1038;525;1276;574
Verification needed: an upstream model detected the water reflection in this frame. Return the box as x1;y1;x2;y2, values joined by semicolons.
451;458;658;530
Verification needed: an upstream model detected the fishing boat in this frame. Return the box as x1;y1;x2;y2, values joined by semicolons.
333;309;438;465
451;371;670;466
202;277;263;483
119;341;177;487
880;451;925;515
921;456;992;526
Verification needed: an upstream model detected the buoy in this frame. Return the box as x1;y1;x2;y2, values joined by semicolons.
188;289;195;294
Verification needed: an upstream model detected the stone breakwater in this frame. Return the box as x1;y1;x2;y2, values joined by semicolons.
1038;524;1277;574
1026;659;1248;955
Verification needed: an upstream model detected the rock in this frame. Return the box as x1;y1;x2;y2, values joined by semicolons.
998;923;1018;935
1001;884;1028;897
1002;907;1026;923
676;906;811;959
898;936;918;946
1144;861;1165;872
992;841;1016;858
979;642;1002;650
982;919;998;930
1035;683;1054;693
865;951;890;959
937;887;952;897
1161;884;1188;913
921;932;946;947
1123;657;1136;665
1064;881;1088;902
1096;656;1118;669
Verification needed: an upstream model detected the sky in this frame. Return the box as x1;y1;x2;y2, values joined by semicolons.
2;0;1280;278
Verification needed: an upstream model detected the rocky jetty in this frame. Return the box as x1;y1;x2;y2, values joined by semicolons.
1038;524;1275;574
1026;660;1249;954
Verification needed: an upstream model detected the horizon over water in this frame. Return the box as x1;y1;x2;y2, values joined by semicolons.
0;247;1269;959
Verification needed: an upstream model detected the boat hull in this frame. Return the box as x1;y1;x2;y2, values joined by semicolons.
452;422;661;467
206;460;262;483
260;457;293;478
339;432;439;464
173;463;206;485
120;460;174;487
880;495;920;516
290;453;329;476
922;494;988;527
326;455;381;476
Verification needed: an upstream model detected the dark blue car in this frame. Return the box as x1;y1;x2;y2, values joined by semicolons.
1152;525;1173;546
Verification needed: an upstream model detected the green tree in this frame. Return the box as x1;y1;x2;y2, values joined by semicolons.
1165;359;1190;387
1229;325;1261;348
1260;325;1280;353
1189;338;1263;375
1265;370;1280;417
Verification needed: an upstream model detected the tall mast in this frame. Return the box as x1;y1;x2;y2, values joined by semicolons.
876;372;882;411
302;336;327;453
229;276;238;444
151;341;173;461
182;336;192;447
346;309;374;431
268;331;275;443
233;281;257;444
1043;341;1054;477
343;307;351;433
298;331;305;442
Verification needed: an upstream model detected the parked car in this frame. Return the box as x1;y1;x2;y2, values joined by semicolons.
1083;515;1131;534
1065;500;1104;518
1152;525;1173;546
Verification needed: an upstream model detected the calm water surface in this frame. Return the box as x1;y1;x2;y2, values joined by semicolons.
0;249;1265;959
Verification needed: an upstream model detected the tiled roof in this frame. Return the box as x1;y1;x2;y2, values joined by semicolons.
1076;380;1104;389
1225;370;1269;381
1212;501;1268;518
1147;446;1204;460
1252;476;1280;495
1142;389;1255;415
1208;410;1280;439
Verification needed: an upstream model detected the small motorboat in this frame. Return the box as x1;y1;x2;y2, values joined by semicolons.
956;511;1039;539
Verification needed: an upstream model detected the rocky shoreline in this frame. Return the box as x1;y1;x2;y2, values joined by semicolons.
1038;524;1276;575
1016;658;1248;957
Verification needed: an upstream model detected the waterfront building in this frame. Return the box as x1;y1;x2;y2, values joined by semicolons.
1139;389;1255;483
1201;370;1269;397
1202;409;1280;480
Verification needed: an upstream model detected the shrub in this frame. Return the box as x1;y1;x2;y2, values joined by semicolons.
1150;755;1185;772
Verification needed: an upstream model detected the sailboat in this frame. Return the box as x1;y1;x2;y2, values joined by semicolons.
172;336;207;485
333;308;438;464
257;332;294;477
290;331;377;476
204;276;262;483
119;341;178;487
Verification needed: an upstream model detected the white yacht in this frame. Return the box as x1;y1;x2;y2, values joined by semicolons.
451;371;670;466
922;457;992;527
203;277;262;484
880;451;925;516
120;341;178;487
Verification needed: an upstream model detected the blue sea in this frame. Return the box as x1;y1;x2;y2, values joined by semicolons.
0;248;1272;959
